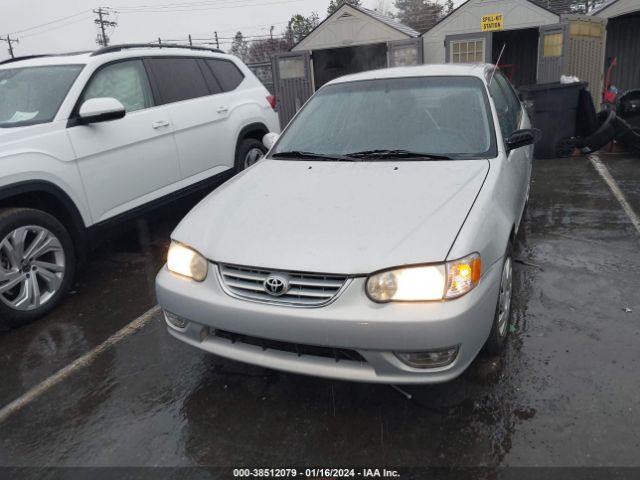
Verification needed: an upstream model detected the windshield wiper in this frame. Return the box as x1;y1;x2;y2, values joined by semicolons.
271;150;357;161
345;149;453;160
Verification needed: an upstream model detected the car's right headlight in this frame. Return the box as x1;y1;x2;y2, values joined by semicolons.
366;253;481;302
167;241;208;281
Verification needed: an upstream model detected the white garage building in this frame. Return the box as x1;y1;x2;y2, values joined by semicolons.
272;4;422;125
422;0;560;86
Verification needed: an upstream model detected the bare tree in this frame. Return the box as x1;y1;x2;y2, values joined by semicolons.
229;32;249;61
327;0;362;16
375;0;393;16
394;0;445;32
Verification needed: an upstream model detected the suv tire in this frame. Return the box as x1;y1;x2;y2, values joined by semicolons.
235;138;266;173
482;241;514;356
0;208;75;329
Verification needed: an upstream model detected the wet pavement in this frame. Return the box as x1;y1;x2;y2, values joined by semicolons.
0;154;639;473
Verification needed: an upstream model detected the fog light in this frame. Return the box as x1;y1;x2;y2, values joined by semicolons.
164;310;188;330
394;346;459;369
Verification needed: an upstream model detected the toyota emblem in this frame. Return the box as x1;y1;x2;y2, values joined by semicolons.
263;275;289;296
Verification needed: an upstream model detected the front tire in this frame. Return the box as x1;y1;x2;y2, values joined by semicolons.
235;138;266;173
483;242;514;356
0;208;75;329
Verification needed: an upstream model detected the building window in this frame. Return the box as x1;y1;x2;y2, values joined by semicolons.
392;46;419;66
543;33;563;57
569;21;602;39
278;58;306;79
451;40;485;63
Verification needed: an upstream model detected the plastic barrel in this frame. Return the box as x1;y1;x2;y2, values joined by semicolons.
518;82;587;159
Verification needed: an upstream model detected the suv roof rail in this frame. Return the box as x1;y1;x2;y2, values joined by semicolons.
0;51;94;66
0;55;52;65
91;43;225;56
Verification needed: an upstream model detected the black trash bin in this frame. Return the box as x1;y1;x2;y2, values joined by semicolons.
518;82;587;159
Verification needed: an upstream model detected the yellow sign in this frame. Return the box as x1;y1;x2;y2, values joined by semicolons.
481;13;504;32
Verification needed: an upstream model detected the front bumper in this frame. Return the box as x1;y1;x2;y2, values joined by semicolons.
155;262;501;384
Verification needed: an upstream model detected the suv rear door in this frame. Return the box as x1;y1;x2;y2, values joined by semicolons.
67;59;181;223
144;56;240;184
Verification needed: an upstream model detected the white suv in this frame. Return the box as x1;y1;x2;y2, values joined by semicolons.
0;44;280;327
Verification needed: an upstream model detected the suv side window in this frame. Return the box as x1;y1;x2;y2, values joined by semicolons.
82;60;154;112
206;59;244;91
197;59;223;95
146;57;211;104
489;74;518;139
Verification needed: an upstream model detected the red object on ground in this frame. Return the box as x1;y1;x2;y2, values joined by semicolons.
603;57;618;105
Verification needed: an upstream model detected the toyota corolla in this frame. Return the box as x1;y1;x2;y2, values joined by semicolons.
155;64;539;384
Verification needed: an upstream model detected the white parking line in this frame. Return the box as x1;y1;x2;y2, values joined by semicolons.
590;156;640;236
0;305;161;424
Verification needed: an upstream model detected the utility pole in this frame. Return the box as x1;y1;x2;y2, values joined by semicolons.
270;25;274;41
188;34;192;46
93;7;117;47
0;35;18;58
214;31;219;49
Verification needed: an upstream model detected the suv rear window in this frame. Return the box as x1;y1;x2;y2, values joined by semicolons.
206;59;244;91
146;57;210;104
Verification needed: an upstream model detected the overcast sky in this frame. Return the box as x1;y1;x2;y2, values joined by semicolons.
1;0;464;61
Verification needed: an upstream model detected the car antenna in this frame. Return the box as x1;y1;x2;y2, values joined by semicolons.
489;43;507;87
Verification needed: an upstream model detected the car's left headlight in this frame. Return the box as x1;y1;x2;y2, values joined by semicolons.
366;253;481;302
167;241;208;281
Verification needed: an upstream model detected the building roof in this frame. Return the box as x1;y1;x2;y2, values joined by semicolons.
291;3;419;51
357;7;420;37
590;0;618;16
590;0;640;18
421;0;559;36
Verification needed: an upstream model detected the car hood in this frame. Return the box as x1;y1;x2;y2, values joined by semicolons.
173;159;489;274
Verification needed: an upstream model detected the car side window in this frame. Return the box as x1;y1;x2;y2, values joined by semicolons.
146;57;211;104
206;59;244;92
495;73;522;131
82;60;154;113
489;74;517;139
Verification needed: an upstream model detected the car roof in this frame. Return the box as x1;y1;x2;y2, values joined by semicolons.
325;64;493;87
0;46;236;70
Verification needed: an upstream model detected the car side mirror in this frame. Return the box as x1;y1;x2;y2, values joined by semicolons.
262;132;280;150
506;128;542;152
78;97;126;125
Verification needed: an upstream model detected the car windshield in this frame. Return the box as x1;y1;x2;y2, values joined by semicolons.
272;76;496;160
0;64;84;128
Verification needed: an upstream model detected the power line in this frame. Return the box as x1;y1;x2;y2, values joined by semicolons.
8;10;90;36
0;35;19;58
20;15;93;39
115;0;304;13
115;0;284;10
94;7;118;47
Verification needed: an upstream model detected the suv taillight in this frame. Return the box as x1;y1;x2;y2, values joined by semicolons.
266;95;276;109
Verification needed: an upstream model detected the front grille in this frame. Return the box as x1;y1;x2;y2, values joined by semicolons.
212;329;367;363
218;263;349;307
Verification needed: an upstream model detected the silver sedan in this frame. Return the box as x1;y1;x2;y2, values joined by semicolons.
156;64;539;384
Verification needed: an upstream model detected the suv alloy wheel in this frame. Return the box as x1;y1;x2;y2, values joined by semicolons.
0;208;75;329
